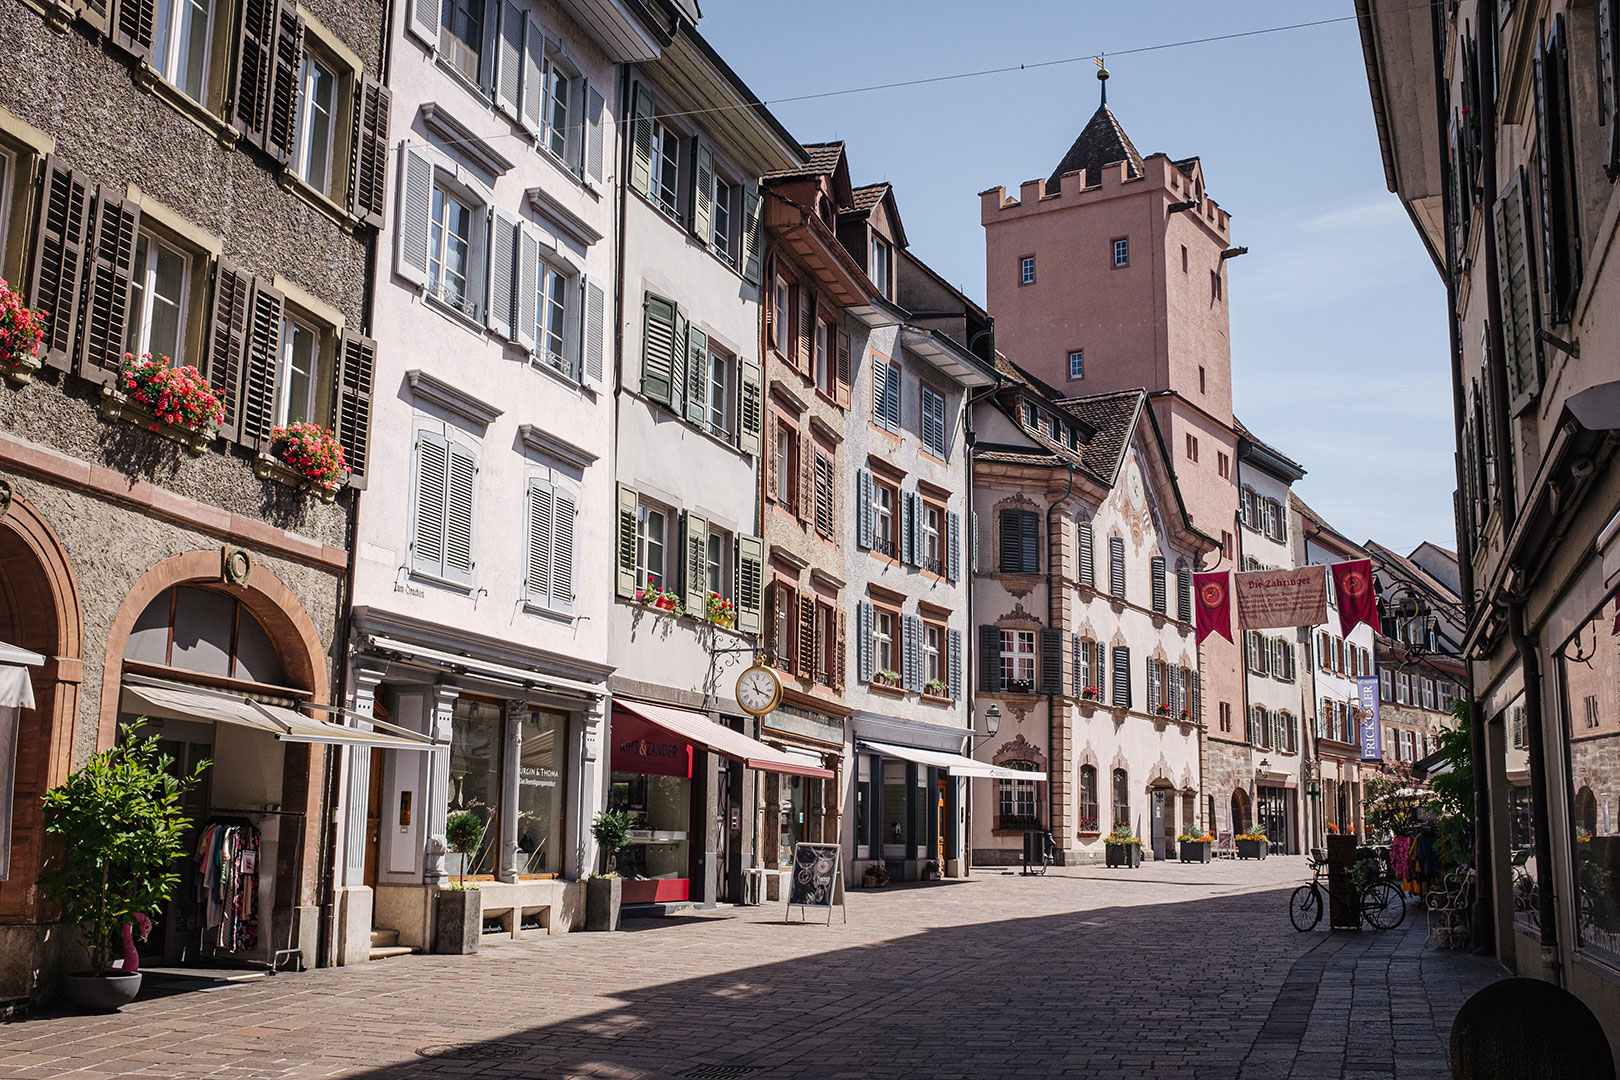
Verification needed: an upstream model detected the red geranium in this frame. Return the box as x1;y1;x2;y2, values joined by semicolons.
120;353;225;433
0;279;47;369
269;421;348;490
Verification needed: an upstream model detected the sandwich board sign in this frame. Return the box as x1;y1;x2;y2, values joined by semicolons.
787;843;845;924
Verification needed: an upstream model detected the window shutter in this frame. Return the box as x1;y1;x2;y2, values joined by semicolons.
900;490;915;565
946;510;961;582
1151;556;1167;614
1534;28;1556;306
857;469;874;550
978;625;998;693
1019;510;1039;574
466;208;490;324
486;209;518;339
263;2;305;163
871;360;887;426
1071;633;1083;696
680;511;708;614
334;329;376;487
346;77;391;228
525;479;553;606
1602;0;1620;180
27;157;91;372
395;143;434;287
78;0;111;35
1178;567;1193;622
857;601;875;683
230;0;276;147
680;324;708;425
885;364;902;431
897;614;916;691
1496;173;1544;410
238;277;285;450
514;227;538;353
550;487;576;611
114;0;156;61
741;186;762;284
562;267;583;378
443;441;477;585
798;592;817;681
835;609;848;691
815;454;834;538
495;0;524;121
203;257;252;442
641;294;676;407
1109;536;1125;597
1112;645;1130;708
580;275;606;391
75;188;139;386
519;18;545;137
1147;660;1159;712
412;432;448;576
1095;643;1107;704
615;482;638;600
629;82;654;197
407;0;436;46
1078;522;1095;587
947;628;962;702
691;139;714;244
835;328;852;408
796;288;814;376
1039;627;1063;695
736;533;764;635
669;309;688;416
795;423;814;524
584;83;606;186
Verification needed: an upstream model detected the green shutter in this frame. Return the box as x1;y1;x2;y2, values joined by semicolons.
685;325;708;426
741;186;762;284
736;533;764;635
615;482;638;599
682;512;709;614
1492;168;1541;413
738;358;763;457
641;294;676;407
671;309;689;417
630;82;654;198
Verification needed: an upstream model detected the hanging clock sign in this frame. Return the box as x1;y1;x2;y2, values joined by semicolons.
735;663;784;717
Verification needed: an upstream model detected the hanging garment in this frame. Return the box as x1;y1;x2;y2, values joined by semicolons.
194;822;260;951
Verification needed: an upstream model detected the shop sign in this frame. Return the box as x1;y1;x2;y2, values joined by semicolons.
1356;676;1382;762
611;710;694;777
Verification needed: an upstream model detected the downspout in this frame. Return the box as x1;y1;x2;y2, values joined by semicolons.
962;318;991;875
1234;504;1253;833
1509;601;1559;975
1476;0;1518;527
1046;459;1074;857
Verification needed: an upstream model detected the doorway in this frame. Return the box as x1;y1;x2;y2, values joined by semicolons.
1257;785;1289;852
363;747;384;888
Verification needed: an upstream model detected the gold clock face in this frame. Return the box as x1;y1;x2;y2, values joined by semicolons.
735;664;783;716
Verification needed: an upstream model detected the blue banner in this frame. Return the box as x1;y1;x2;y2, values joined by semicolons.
1356;676;1382;762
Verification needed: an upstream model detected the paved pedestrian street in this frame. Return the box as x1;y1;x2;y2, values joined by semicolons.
0;858;1502;1080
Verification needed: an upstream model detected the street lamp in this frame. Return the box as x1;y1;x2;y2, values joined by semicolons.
986;703;1001;736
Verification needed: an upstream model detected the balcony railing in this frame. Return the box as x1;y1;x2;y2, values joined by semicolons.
873;536;894;557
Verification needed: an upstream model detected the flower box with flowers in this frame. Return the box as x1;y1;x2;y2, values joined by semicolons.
871;669;901;689
1235;833;1270;861
1104;826;1143;868
705;592;736;628
636;586;682;614
0;280;47;384
100;354;225;453
1179;708;1194;724
1178;833;1215;863
1154;703;1172;717
1004;678;1035;695
1076;816;1100;836
922;678;950;700
1080;686;1100;701
258;422;348;501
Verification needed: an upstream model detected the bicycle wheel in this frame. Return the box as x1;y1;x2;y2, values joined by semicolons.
1289;884;1323;931
1362;880;1407;930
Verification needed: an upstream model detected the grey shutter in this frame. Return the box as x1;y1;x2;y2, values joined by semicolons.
28;157;91;372
615;482;638;599
682;511;709;614
1094;642;1107;704
582;275;606;390
412;432;448;577
857;469;874;549
523;17;548;139
948;629;962;702
741;186;762;284
1020;511;1039;574
466;209;489;323
901;491;915;566
515;227;538;353
76;188;139;386
858;602;875;683
263;3;305;163
486;209;518;339
495;1;523;121
552;488;576;612
738;358;762;455
203;257;252;443
629;82;654;197
691;138;715;243
230;0;276;147
971;511;979;573
407;0;436;45
736;534;764;635
113;0;156;60
396;143;434;287
1147;660;1159;712
1493;168;1542;412
584;83;606;186
238;278;284;450
998;509;1019;572
946;510;961;582
1109;536;1126;598
902;615;921;692
684;325;708;425
334;329;377;487
641;294;676;407
1078;521;1095;587
1039;627;1063;696
1178;568;1193;623
1071;633;1083;696
349;78;390;228
563;269;583;379
1112;646;1131;709
525;478;553;606
1151;556;1167;614
870;358;886;426
670;310;688;416
443;441;477;585
978;625;999;692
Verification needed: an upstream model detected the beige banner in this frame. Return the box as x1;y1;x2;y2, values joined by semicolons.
1234;564;1328;630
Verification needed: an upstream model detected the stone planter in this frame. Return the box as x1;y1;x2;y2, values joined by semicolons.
435;887;482;954
1179;840;1212;864
1105;842;1142;869
98;386;214;454
60;971;142;1012
1237;838;1270;861
255;453;340;502
585;876;622;931
2;354;41;385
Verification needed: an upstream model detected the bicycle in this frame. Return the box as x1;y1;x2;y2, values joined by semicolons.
1290;851;1408;931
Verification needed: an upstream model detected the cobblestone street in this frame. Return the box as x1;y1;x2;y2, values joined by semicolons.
0;857;1503;1080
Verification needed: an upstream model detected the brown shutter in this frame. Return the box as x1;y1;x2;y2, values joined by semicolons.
263;2;306;163
230;0;276;147
834;327;851;408
798;590;816;680
797;423;813;523
115;0;156;62
334;328;376;488
796;288;813;375
77;0;111;35
763;409;777;503
835;609;846;691
27;156;91;372
349;77;391;228
76;187;140;386
202;257;252;441
238;277;285;451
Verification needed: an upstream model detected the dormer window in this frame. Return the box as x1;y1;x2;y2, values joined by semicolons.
1022;401;1036;427
869;234;892;298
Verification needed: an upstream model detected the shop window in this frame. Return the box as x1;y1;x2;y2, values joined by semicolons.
608;727;693;899
882;759;907;857
996;761;1039;830
516;708;567;873
1560;593;1620;961
1078;765;1099;833
854;756;871;859
124;585;287;686
448;698;504;877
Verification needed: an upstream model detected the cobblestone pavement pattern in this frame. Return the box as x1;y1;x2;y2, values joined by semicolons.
0;857;1504;1079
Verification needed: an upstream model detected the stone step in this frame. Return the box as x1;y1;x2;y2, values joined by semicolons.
369;928;399;949
367;945;413;961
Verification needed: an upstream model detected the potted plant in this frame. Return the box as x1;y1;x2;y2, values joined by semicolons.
872;668;901;688
1236;831;1271;861
1080;686;1100;701
921;859;943;881
261;421;348;500
102;353;226;451
38;720;208;1011
1178;832;1215;863
1076;816;1100;836
1154;703;1172;717
1104;824;1144;868
435;810;485;954
1005;678;1034;694
705;592;736;628
0;279;47;384
587;809;632;931
1179;708;1193;723
636;586;681;614
861;862;890;889
922;678;949;699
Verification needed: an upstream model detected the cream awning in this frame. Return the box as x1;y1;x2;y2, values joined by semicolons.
122;679;440;751
857;739;1037;781
615;699;833;779
0;641;43;710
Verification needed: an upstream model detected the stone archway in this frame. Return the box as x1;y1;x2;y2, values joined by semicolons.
1230;788;1252;834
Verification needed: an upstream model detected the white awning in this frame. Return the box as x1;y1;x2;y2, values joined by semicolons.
616;699;833;779
0;641;43;710
0;643;44;667
365;635;603;699
122;680;440;752
856;739;1036;781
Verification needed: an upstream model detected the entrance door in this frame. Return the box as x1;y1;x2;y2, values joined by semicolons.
1258;786;1288;852
1150;790;1166;861
363;748;384;888
937;777;947;861
716;760;731;903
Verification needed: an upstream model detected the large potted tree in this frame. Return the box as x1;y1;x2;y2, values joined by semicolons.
38;720;208;1011
435;811;485;954
587;809;631;931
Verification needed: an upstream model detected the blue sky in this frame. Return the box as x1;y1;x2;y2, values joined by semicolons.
699;0;1454;555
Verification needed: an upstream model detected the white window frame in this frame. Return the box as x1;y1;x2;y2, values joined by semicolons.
534;256;573;377
1113;238;1129;268
542;53;571;161
774;426;792;503
873;609;894;675
126;230;192;362
706;526;731;600
923;503;941;571
707;346;732;441
873;483;894;557
1068;350;1084;380
1000;629;1035;689
293;50;338;196
636;499;668;591
1019;256;1035;285
924;624;941;685
771;275;792;354
0;147;14;265
649;116;681;217
275;313;322;427
869;234;892;297
428;182;477;316
153;0;215;102
712;173;736;264
438;0;486;86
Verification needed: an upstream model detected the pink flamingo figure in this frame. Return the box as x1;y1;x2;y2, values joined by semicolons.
114;913;152;973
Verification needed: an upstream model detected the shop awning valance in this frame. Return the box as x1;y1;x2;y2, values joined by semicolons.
0;641;43;710
857;739;1036;781
615;699;833;779
365;634;604;699
122;680;441;752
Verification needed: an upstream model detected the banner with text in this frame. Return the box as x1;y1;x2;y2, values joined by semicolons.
1234;564;1328;630
1356;675;1382;762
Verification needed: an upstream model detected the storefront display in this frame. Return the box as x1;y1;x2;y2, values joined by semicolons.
609;708;694;904
1560;591;1620;964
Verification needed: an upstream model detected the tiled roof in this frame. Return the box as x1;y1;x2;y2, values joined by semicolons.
763;140;844;179
848;183;888;213
1047;104;1144;189
1233;416;1305;474
1059;390;1144;485
1364;541;1461;606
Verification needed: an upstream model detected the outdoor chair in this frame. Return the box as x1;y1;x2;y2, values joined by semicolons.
1450;977;1615;1079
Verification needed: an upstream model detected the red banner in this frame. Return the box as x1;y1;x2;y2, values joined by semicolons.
1194;571;1234;645
1234;564;1328;630
1332;559;1378;637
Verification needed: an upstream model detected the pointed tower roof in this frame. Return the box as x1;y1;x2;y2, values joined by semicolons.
1047;103;1144;190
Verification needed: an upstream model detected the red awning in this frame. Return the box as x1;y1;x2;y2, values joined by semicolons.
613;699;834;779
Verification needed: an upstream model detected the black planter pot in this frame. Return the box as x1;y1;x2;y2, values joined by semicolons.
1179;840;1212;864
435;887;483;954
1237;838;1270;861
586;876;622;931
60;971;142;1012
1105;842;1143;868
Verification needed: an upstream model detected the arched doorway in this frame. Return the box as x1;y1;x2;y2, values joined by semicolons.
1230;788;1252;835
1577;787;1599;838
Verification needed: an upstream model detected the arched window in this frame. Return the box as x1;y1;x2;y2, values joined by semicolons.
996;760;1040;830
1577;787;1598;838
1111;767;1129;828
124;585;288;687
1078;765;1099;833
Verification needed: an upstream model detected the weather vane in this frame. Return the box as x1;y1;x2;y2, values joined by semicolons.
1096;53;1109;106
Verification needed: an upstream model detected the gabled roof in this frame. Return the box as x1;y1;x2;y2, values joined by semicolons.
849;183;887;212
1234;416;1307;483
1364;540;1461;607
840;180;907;248
1047;104;1144;190
764;140;844;178
1060;389;1144;487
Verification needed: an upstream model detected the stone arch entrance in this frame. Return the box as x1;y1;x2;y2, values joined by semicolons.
1230;787;1252;835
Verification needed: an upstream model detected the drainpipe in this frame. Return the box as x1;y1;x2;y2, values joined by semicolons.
1234;505;1253;834
1509;600;1559;976
1045;460;1074;857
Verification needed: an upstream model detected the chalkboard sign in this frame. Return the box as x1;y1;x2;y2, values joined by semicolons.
1216;831;1235;858
786;843;845;924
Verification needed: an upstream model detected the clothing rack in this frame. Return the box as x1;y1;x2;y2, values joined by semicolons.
205;808;306;974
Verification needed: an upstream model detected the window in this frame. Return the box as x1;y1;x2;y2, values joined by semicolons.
524;475;577;612
439;0;484;83
872;359;901;433
1112;238;1129;268
1078;765;1099;833
869;235;892;297
1112;768;1129;827
1333;638;1345;675
923;623;941;685
1217;451;1229;479
1067;349;1084;380
711;175;736;263
774;423;796;505
650;117;681;215
543;60;570;160
1398;673;1411;705
921;501;942;573
125;231;189;361
771;276;792;354
816;599;837;687
998;509;1039;574
1181;245;1189;273
1109;535;1126;599
1111;645;1131;707
997;763;1040;829
707;348;732;439
535;260;570;372
1077;521;1095;587
1000;630;1035;690
276;316;320;425
293;52;337;195
814;316;832;396
1421;678;1435;710
154;0;214;101
705;530;727;599
1186;434;1199;462
920;385;947;458
1219;701;1232;734
1587;695;1602;728
1019;255;1035;285
411;429;478;585
873;608;895;676
429;184;475;313
873;479;897;558
636;501;667;590
813;451;834;540
1199;366;1207;394
771;583;793;671
1221;531;1233;560
1211;268;1222;301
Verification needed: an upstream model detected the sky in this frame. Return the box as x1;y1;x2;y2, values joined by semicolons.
698;0;1455;555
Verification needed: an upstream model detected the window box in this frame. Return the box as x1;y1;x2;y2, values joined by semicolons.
1236;837;1270;861
254;454;339;503
922;679;950;700
871;669;901;689
98;385;216;456
1178;839;1213;864
1105;842;1143;869
1003;678;1035;695
1077;699;1098;718
266;422;349;497
637;587;682;614
3;353;40;386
